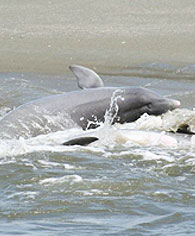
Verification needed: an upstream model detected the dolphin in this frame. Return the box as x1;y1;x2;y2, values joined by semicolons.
0;65;180;139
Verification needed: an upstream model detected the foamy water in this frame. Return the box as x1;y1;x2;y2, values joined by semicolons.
0;109;195;160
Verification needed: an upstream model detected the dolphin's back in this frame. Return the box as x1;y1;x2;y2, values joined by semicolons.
0;88;118;139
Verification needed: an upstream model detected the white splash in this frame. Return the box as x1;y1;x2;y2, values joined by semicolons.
104;89;124;127
85;89;124;129
0;108;195;160
115;130;177;147
38;160;77;169
8;191;38;200
39;175;83;186
0;128;83;158
142;150;175;162
135;109;195;133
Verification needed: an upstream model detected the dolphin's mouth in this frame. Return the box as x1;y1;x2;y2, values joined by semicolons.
171;99;181;109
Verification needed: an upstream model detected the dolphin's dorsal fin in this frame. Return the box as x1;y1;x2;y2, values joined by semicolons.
69;65;104;89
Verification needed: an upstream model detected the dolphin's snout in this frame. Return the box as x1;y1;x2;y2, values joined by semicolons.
171;99;180;109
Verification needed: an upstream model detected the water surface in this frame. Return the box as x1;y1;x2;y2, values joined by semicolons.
0;1;195;235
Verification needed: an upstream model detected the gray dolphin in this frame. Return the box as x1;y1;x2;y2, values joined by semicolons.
0;65;180;139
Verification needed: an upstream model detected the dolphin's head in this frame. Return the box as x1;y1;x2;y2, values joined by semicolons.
138;88;180;115
118;87;180;123
145;96;180;116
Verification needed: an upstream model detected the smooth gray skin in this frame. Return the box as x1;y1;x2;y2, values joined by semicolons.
0;65;180;139
69;65;104;89
63;136;99;146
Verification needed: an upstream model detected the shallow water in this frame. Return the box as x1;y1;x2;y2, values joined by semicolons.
0;0;195;235
0;0;195;74
0;66;195;235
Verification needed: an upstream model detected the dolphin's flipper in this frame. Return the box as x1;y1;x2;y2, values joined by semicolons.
62;136;99;146
69;65;104;89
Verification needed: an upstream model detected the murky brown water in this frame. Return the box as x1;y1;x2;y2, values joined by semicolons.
0;0;194;74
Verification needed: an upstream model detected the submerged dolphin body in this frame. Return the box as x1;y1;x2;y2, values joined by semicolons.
0;65;180;139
